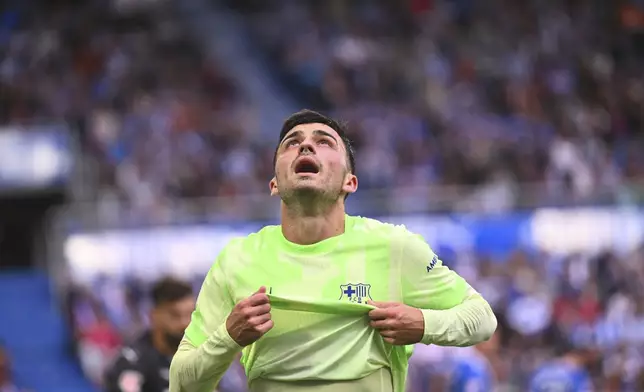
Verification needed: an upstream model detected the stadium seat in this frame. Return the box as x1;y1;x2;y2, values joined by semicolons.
0;270;96;392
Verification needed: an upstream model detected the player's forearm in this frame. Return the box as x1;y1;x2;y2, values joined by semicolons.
419;293;497;347
169;324;242;392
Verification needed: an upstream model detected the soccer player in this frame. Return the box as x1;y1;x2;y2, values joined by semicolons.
169;110;497;392
104;278;196;392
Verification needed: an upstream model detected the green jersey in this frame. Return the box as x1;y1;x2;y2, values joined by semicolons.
170;215;496;392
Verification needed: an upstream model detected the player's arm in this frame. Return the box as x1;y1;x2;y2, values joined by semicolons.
400;231;497;347
169;246;242;392
103;346;147;392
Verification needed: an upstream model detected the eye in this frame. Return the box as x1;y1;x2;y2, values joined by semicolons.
286;139;300;147
318;139;332;146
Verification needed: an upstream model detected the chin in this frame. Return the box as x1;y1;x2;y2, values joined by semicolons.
282;183;327;200
291;177;323;188
292;184;325;194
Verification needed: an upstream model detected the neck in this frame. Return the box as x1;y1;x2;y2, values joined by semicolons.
152;329;174;357
281;200;346;245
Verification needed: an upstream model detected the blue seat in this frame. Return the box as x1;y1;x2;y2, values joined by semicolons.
0;270;96;392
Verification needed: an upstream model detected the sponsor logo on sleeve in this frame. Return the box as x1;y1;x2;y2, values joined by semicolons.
427;255;438;272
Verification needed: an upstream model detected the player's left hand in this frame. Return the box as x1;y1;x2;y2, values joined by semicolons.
367;301;424;345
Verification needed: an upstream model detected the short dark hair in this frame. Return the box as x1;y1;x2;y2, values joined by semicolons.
273;109;356;175
151;277;193;307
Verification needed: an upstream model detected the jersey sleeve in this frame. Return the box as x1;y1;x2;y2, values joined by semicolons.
169;240;243;392
400;232;470;310
398;229;497;346
104;347;147;392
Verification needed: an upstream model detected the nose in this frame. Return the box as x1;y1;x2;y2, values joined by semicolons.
299;139;315;155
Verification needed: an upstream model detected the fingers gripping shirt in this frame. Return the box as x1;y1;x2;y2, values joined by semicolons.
170;216;496;392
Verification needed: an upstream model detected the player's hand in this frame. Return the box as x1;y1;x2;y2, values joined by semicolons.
367;301;424;345
226;286;273;347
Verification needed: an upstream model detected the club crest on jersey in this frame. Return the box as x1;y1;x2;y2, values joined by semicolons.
339;283;372;303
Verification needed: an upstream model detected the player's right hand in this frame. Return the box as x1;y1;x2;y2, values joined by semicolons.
226;286;273;347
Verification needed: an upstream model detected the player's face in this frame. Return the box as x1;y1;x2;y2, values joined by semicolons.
152;296;195;351
270;123;357;203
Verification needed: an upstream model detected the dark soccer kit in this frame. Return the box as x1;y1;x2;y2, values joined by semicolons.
104;333;171;392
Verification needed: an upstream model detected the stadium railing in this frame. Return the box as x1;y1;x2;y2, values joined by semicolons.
46;180;644;230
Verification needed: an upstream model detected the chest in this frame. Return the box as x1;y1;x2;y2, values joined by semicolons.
141;351;171;391
230;239;400;304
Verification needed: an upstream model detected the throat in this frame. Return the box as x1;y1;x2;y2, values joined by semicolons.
281;210;346;245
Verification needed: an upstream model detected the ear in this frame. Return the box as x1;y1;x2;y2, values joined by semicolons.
342;173;358;196
269;177;279;196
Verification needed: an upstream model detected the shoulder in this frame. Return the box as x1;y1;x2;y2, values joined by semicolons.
104;347;147;391
104;337;149;381
212;226;280;271
118;334;156;363
223;225;280;251
349;215;414;239
349;215;435;257
114;344;143;366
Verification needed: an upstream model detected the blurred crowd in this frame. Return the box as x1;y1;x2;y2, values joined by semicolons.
66;241;644;391
1;0;643;220
439;244;644;391
232;0;644;210
0;0;261;222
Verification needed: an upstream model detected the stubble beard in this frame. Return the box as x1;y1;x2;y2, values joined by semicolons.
279;175;343;217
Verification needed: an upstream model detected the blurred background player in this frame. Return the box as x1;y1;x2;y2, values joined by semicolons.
101;275;247;392
103;278;195;392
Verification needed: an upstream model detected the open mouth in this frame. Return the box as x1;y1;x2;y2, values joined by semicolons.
294;158;320;174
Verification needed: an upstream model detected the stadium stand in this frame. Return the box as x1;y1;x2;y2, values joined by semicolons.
4;0;642;220
0;0;259;220
0;0;250;389
230;0;644;206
